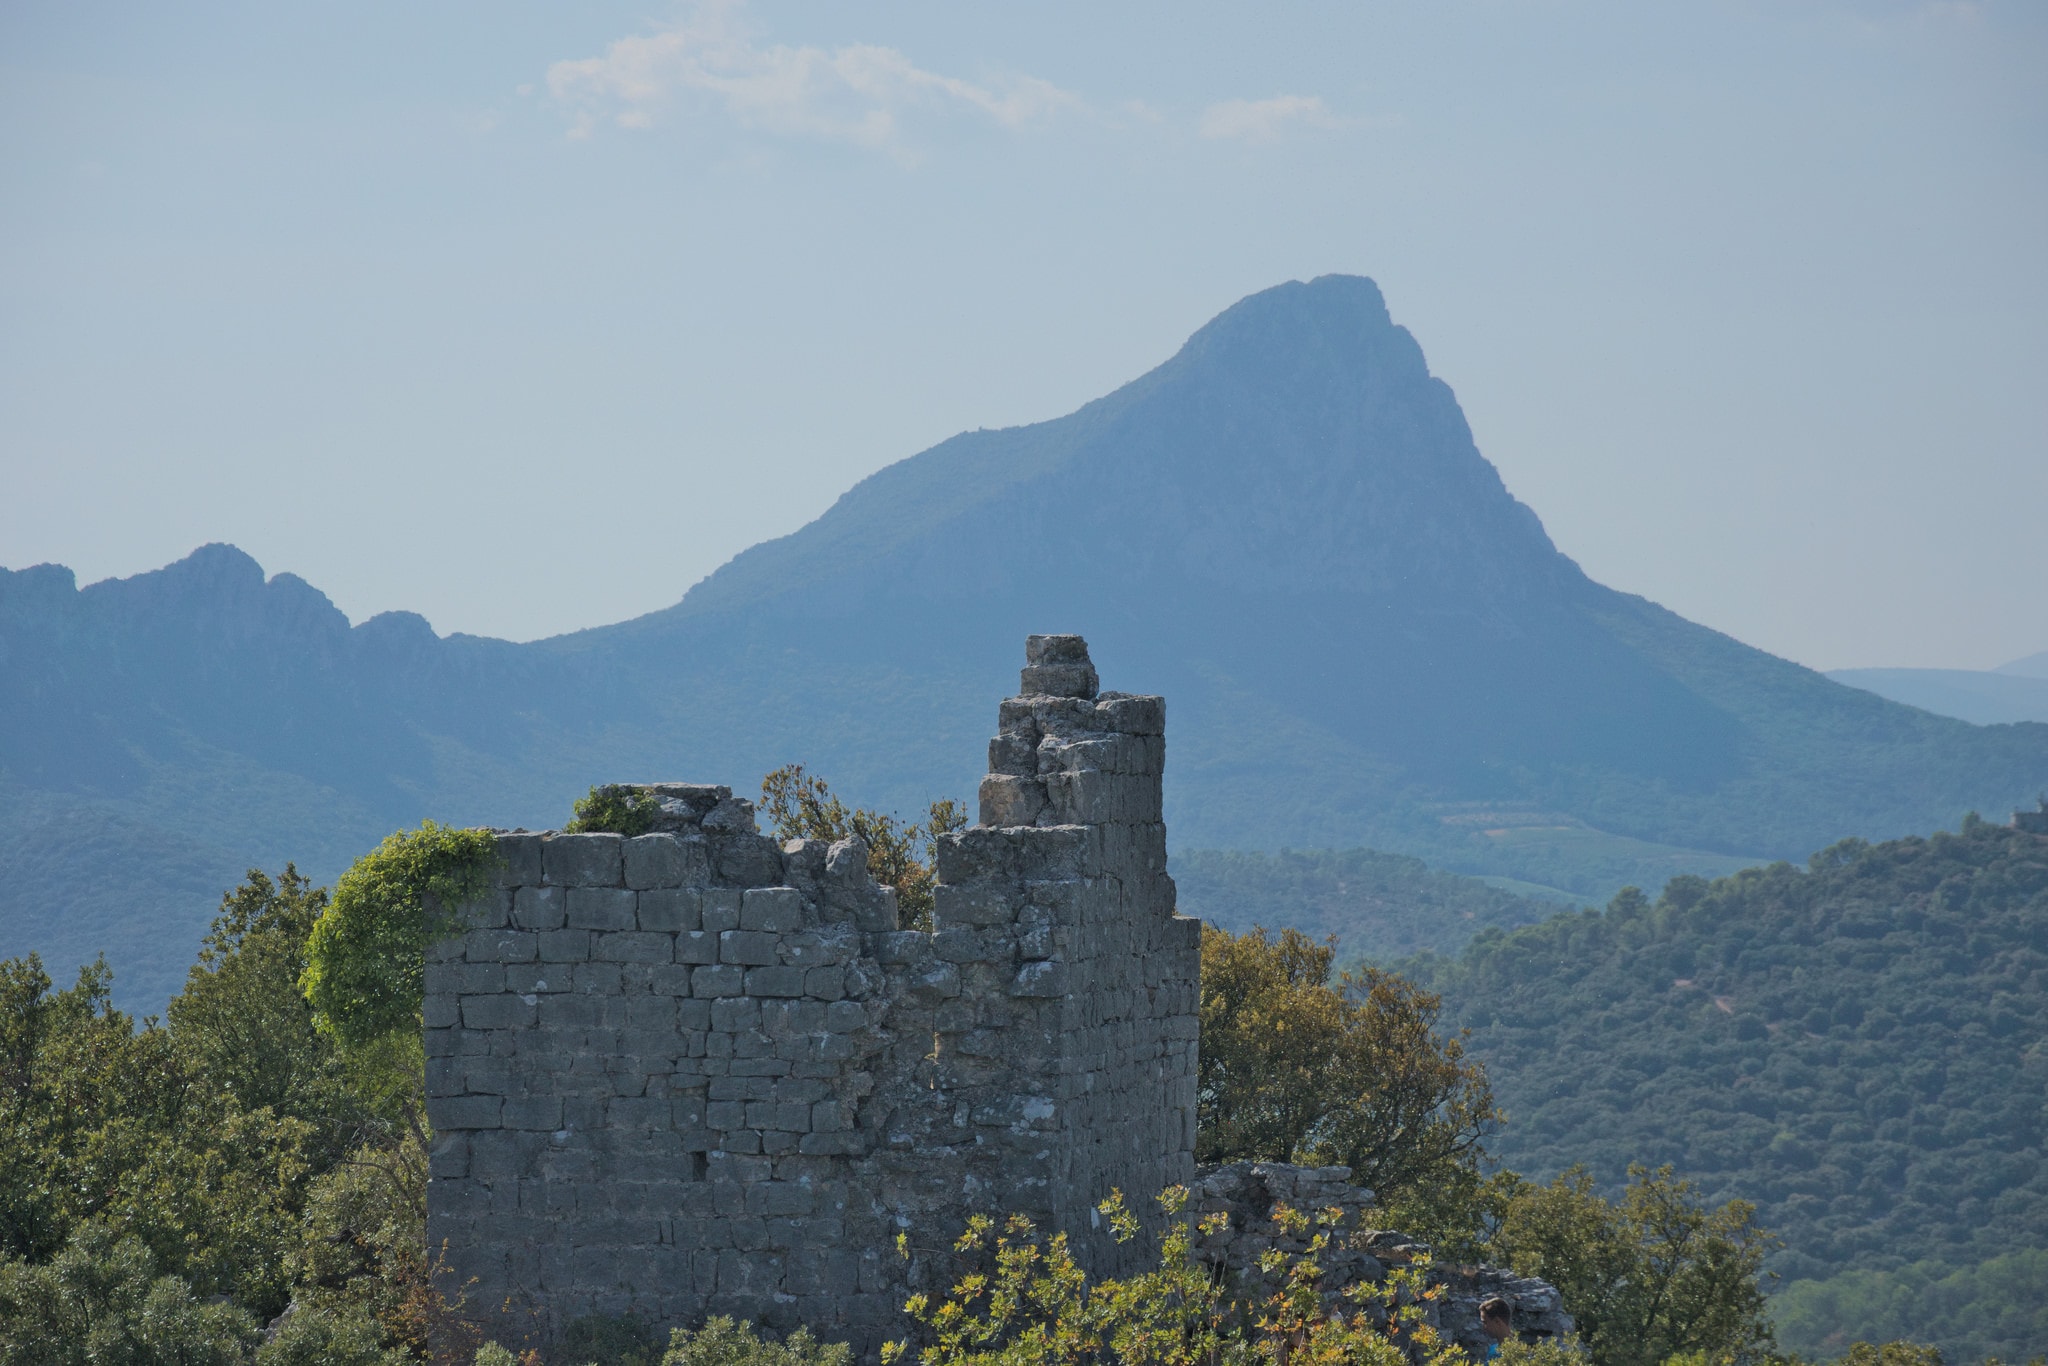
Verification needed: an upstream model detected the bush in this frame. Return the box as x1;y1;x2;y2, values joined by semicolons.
566;786;663;837
559;1312;663;1366
662;1317;851;1366
256;1301;405;1366
0;1222;255;1365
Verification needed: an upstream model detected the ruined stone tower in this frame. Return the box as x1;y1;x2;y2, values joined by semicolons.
425;636;1200;1345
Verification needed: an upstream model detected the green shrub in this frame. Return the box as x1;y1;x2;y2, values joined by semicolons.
560;1311;663;1366
662;1317;850;1366
300;821;497;1054
0;1222;255;1365
256;1301;404;1365
566;786;663;837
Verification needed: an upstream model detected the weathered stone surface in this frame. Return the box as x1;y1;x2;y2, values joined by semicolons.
543;834;623;887
426;635;1561;1359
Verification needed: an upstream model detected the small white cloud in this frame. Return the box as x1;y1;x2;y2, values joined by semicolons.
547;1;1080;149
1198;94;1340;143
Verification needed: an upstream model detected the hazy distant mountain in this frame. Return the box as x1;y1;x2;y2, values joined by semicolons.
1830;646;2048;726
7;275;2046;1005
1829;665;2048;727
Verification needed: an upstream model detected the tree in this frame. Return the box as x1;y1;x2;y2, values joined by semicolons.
170;866;357;1145
759;765;964;930
1488;1166;1777;1366
300;822;497;1123
1196;925;1498;1202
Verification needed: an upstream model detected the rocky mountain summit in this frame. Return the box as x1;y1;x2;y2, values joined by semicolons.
5;275;2046;1004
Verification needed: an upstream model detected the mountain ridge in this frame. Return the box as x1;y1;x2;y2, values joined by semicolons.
5;273;2046;1005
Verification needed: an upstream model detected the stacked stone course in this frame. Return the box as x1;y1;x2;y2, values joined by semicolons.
426;634;1569;1356
427;636;1199;1345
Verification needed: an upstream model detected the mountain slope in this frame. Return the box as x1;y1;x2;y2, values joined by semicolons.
1830;665;2048;726
5;274;2046;1005
1405;818;2048;1361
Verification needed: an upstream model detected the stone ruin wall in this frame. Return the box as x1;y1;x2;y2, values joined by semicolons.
425;633;1571;1357
426;635;1199;1346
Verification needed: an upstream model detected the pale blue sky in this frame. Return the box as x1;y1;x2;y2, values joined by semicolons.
2;1;2042;669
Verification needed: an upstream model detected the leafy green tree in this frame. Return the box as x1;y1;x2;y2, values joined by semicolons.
0;1222;255;1365
759;765;964;930
1196;925;1498;1202
1488;1166;1777;1366
170;866;360;1147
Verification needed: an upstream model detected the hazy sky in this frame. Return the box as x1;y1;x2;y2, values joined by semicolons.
3;1;2042;670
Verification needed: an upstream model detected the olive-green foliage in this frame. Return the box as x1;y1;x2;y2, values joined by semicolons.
0;859;462;1361
1196;925;1497;1203
1770;1249;2048;1364
474;1347;524;1366
0;1222;256;1365
282;1131;431;1349
566;786;664;837
256;1301;406;1366
1483;1166;1776;1366
0;949;321;1319
169;866;360;1150
1174;847;1562;963
1402;820;2048;1357
759;765;964;931
558;1313;663;1366
300;821;498;1053
1496;1339;1589;1366
1834;1345;1945;1366
662;1317;850;1366
887;1188;1457;1366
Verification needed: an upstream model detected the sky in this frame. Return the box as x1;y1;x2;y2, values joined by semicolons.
1;0;2043;671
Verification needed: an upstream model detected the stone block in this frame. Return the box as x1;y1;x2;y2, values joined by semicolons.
461;994;536;1030
494;832;544;886
675;931;719;965
512;886;567;931
439;1095;503;1130
543;833;623;887
746;967;806;998
719;931;778;966
710;997;760;1033
902;963;961;1007
503;1096;564;1131
1011;961;1069;998
701;889;742;934
933;884;1015;929
454;890;510;931
567;887;638;932
692;964;746;998
716;834;785;887
804;967;845;1001
595;931;674;964
1019;661;1098;699
978;774;1046;828
639;889;702;932
626;834;711;890
741;887;805;932
539;930;591;963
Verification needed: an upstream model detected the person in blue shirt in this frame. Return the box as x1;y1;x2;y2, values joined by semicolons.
1479;1298;1513;1360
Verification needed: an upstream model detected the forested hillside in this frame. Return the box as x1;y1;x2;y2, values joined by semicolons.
8;275;2047;1010
1408;819;2048;1360
1174;847;1567;961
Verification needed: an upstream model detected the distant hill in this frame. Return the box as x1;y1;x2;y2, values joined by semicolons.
1406;819;2048;1362
1174;848;1570;963
6;274;2048;1006
1829;665;2048;726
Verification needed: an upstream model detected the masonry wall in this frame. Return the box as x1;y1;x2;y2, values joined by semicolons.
425;636;1199;1347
